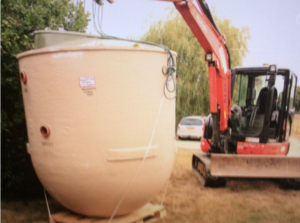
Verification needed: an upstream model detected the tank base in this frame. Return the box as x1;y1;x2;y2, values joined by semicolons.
50;203;166;223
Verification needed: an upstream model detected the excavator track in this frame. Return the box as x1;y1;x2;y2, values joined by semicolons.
192;153;226;187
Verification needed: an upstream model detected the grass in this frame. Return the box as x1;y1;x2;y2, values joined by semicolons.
1;198;65;223
2;149;300;223
150;148;300;223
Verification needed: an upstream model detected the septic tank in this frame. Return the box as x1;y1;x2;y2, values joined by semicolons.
17;31;176;217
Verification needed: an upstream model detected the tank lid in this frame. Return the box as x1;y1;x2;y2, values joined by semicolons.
17;31;177;59
34;30;101;39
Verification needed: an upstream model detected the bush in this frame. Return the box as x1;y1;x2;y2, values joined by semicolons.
1;0;90;199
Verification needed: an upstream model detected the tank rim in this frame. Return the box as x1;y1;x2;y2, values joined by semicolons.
16;43;177;60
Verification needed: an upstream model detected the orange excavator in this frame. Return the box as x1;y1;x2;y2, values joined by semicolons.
105;0;300;187
159;0;299;187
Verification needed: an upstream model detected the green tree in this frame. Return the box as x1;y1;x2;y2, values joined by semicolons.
141;11;250;125
1;0;90;198
295;86;300;112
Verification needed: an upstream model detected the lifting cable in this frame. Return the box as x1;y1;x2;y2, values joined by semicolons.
90;1;176;221
71;0;80;29
91;0;177;100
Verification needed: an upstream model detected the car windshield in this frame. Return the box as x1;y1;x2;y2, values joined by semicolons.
182;118;202;126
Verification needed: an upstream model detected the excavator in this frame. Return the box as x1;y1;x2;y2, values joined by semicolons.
103;0;300;187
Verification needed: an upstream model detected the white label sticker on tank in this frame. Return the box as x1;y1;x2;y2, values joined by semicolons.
79;77;95;88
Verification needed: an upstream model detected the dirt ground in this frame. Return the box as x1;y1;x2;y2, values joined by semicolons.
2;116;300;223
2;147;300;223
151;148;300;223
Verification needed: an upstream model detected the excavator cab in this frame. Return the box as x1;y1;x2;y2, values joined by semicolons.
202;65;297;152
229;66;297;145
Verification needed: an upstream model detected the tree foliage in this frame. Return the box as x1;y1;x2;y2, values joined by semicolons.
1;0;90;198
295;86;300;112
141;11;250;125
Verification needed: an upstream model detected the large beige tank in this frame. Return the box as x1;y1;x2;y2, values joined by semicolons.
17;31;176;217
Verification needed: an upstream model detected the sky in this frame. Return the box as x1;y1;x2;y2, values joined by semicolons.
83;0;300;86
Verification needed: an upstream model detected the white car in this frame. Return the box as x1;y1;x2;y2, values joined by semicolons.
177;116;204;140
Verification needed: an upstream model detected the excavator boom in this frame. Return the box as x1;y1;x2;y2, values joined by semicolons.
159;0;231;141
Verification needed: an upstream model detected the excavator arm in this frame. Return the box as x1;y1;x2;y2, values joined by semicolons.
159;0;232;152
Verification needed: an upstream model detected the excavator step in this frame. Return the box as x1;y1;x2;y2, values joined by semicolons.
210;154;300;178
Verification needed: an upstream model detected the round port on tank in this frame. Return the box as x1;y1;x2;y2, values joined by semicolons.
20;71;27;84
40;126;50;137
